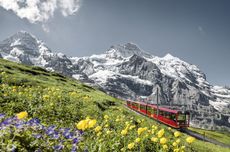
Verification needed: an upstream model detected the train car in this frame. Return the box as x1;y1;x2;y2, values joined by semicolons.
126;100;190;128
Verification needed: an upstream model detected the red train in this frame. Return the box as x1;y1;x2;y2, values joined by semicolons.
126;100;190;128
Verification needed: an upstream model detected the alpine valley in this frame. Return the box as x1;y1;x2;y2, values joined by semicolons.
1;31;230;131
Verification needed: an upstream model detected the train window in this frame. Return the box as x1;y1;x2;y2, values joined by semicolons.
169;114;176;121
140;105;146;110
178;114;186;121
159;110;164;116
153;108;157;114
132;103;138;107
147;106;153;113
164;112;170;119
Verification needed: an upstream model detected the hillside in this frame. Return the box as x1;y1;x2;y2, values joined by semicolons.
1;31;230;131
0;58;229;151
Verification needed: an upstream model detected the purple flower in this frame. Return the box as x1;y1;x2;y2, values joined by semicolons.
63;131;74;139
52;131;60;139
73;138;79;144
33;134;42;139
0;113;5;119
27;118;40;126
71;144;77;152
53;144;64;151
46;129;55;136
15;121;25;129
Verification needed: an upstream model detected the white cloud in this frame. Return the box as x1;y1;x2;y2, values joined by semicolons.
0;0;81;24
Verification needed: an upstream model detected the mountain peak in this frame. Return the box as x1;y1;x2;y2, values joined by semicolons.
106;42;153;59
163;53;176;59
0;31;50;56
123;42;141;51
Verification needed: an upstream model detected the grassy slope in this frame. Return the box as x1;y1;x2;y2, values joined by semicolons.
0;58;229;152
189;127;230;145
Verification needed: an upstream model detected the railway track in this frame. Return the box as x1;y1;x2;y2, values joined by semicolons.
125;105;230;148
180;128;230;148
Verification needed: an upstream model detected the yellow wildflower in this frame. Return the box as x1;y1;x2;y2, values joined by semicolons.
174;148;180;152
151;137;158;142
128;142;135;150
88;119;97;128
174;131;181;138
163;144;168;150
76;119;88;131
121;129;128;135
160;137;167;145
104;115;109;119
157;129;165;138
97;132;102;136
186;136;195;144
16;111;28;119
129;125;136;130
137;127;147;135
181;146;186;149
94;126;102;132
173;142;177;147
176;139;180;144
106;130;111;134
105;124;109;128
168;127;172;131
135;138;141;143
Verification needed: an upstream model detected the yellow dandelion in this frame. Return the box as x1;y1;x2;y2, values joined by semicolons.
106;130;111;134
174;148;180;152
121;129;128;135
76;119;88;131
176;139;180;144
104;115;109;119
163;144;168;150
137;127;147;135
160;137;167;145
94;126;102;132
181;145;186;149
173;142;177;147
97;132;102;136
128;142;135;150
88;119;97;128
135;138;141;143
186;136;195;144
157;129;165;138
174;131;181;138
129;125;136;130
151;137;158;142
16;111;28;119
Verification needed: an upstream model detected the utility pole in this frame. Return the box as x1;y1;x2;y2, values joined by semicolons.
156;87;159;121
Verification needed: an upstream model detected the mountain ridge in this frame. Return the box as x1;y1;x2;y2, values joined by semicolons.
0;31;230;130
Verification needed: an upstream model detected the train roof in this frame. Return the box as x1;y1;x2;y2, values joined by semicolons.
127;100;189;114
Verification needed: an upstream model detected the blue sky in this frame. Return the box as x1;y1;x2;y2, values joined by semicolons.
0;0;229;86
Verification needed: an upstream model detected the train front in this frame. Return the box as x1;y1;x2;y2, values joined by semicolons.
177;111;190;128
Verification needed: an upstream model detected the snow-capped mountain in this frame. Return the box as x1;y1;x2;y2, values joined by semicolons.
1;31;230;130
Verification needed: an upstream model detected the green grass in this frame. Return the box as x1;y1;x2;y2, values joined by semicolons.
189;127;230;145
0;58;230;151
